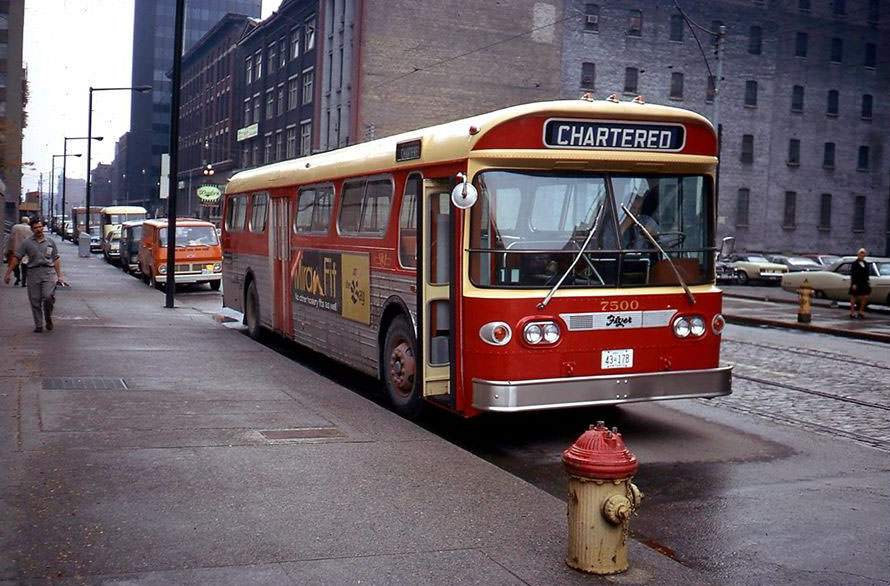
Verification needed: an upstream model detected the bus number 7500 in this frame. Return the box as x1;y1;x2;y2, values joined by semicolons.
600;300;640;312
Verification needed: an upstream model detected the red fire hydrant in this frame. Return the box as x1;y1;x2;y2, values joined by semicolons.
563;422;643;575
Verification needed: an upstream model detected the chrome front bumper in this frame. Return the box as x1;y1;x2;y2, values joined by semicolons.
155;273;221;284
472;366;732;412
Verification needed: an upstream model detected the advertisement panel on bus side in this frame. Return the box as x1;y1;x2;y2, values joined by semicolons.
291;249;370;325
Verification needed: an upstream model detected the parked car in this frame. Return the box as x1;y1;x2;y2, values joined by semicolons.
119;220;144;275
102;228;121;263
781;256;890;306
88;226;103;252
62;221;74;241
139;218;222;291
768;255;823;273
727;253;788;285
803;254;842;267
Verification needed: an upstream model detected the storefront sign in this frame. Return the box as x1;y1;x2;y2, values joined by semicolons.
543;119;685;151
196;184;221;204
292;250;370;324
237;123;259;142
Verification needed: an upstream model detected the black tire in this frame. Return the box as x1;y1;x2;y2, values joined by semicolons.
382;315;424;418
209;279;221;291
245;280;263;340
736;271;749;286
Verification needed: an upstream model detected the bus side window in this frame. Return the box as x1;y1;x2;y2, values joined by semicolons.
295;188;316;232
249;193;269;233
398;174;421;269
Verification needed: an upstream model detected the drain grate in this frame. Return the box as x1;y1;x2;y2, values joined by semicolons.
43;377;129;391
259;427;345;441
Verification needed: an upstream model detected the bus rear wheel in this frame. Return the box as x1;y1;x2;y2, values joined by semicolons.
245;280;263;340
383;315;423;418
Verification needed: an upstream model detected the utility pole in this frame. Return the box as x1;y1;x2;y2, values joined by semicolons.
164;0;185;309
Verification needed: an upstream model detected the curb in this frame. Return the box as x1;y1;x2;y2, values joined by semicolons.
724;314;890;343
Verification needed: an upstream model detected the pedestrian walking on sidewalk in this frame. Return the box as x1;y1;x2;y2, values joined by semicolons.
5;216;31;287
849;248;870;319
3;219;67;332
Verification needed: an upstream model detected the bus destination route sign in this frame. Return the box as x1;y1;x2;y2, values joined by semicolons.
543;119;685;152
292;250;370;324
396;139;422;162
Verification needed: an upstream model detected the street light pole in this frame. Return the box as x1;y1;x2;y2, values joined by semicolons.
164;0;185;309
85;85;152;233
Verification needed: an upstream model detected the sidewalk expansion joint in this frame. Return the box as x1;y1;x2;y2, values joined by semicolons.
43;377;129;391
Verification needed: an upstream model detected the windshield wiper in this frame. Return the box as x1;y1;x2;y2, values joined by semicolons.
620;204;696;305
537;204;605;310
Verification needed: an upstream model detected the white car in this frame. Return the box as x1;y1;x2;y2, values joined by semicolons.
781;257;890;306
727;253;788;285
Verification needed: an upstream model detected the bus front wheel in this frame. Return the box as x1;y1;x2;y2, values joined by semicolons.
245;281;263;340
383;315;423;418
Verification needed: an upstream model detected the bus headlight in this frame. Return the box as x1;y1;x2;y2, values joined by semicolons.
690;316;706;337
542;323;561;344
524;323;543;345
158;264;167;274
213;262;222;272
672;316;691;338
479;322;511;346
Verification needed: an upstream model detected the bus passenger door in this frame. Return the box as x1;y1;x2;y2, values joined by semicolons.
269;196;293;336
420;179;453;401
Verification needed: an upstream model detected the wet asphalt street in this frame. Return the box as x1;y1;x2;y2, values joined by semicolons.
73;249;890;585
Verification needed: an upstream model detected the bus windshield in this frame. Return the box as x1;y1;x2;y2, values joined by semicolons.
469;171;713;288
159;226;219;247
106;213;147;224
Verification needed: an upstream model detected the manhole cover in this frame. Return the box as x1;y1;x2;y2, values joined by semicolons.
259;427;345;440
43;377;129;391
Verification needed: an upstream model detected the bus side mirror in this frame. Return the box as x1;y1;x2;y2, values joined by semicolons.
451;173;478;209
719;236;735;259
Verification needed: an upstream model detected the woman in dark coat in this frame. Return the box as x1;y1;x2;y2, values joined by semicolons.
849;248;871;319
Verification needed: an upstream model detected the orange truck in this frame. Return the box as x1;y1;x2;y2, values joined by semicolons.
138;219;222;290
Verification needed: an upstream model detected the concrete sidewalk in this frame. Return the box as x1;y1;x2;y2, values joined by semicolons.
0;240;709;585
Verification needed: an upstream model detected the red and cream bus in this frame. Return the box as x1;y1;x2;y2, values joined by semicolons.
222;98;731;417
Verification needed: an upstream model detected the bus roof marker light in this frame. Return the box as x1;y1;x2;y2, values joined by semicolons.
632;95;645;104
581;91;594;101
606;93;619;102
469;125;480;135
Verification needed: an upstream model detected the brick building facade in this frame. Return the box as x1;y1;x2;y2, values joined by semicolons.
560;0;889;255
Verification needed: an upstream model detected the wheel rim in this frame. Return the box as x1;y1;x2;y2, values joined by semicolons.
389;341;416;398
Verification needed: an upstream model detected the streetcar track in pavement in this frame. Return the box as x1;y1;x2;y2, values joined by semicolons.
723;338;890;372
732;374;890;412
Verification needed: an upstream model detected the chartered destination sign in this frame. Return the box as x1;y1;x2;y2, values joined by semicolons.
543;119;685;151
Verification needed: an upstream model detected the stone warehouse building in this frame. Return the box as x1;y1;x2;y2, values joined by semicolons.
561;0;889;255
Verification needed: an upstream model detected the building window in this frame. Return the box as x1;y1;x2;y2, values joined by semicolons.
826;90;839;116
833;0;846;17
584;4;599;32
627;10;642;36
670;14;683;42
748;26;762;54
253;96;260;124
669;72;684;99
867;0;880;23
580;62;595;89
291;28;300;59
819;193;832;230
788;139;800;166
241;144;250;168
744;80;758;106
864;43;876;68
823;142;836;168
305;15;316;51
266;90;274;120
255;50;262;79
243;99;251;125
279;39;287;68
245;57;252;84
286;127;297;158
264;135;272;164
277;86;285;116
791;85;804;112
288;77;299;110
300;121;312;155
853;196;866;231
706;75;715;103
783;191;796;228
624;67;638;93
795;32;808;57
736;188;750;227
861;94;873;119
799;0;810;10
741;134;754;164
275;131;283;160
857;146;870;170
252;143;259;167
268;43;277;71
302;68;314;104
830;38;842;62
